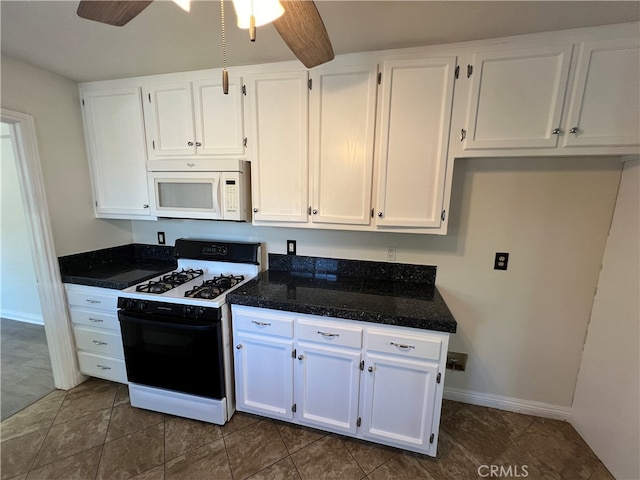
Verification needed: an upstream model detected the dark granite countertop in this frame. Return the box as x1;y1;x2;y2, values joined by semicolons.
227;254;457;333
59;244;177;290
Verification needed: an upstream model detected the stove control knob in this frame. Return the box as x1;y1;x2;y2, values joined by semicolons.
183;306;193;317
194;307;205;319
137;301;147;312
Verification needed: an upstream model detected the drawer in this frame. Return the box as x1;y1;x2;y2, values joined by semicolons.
296;319;362;349
366;329;442;361
77;351;127;384
74;326;124;358
233;307;293;338
66;287;118;311
70;308;120;331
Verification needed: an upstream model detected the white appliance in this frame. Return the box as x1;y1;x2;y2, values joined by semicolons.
147;159;250;221
117;239;261;424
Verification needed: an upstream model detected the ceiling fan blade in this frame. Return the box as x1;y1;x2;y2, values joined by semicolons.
273;0;334;68
76;1;154;27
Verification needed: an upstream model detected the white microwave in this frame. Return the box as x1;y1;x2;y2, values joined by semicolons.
148;161;250;221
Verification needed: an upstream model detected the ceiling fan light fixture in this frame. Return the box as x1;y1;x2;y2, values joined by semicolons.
232;0;284;29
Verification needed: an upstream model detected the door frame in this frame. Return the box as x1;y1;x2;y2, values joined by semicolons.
2;108;83;390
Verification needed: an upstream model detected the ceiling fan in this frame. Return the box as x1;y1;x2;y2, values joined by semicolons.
75;0;334;68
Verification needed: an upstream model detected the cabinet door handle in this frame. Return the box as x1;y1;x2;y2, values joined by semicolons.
390;342;415;350
88;318;103;323
253;208;259;213
377;212;383;218
195;142;202;147
92;340;108;346
368;366;374;372
252;320;271;327
236;344;243;349
143;204;149;209
551;128;562;135
317;330;339;338
298;355;304;360
96;365;111;370
312;209;318;215
187;141;194;146
569;127;579;134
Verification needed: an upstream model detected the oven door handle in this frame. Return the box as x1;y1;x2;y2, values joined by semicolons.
118;312;217;331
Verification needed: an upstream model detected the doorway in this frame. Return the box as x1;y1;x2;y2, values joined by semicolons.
1;109;82;397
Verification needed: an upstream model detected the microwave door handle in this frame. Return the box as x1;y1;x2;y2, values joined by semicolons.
212;174;222;219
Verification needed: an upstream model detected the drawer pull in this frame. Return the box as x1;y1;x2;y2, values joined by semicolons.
96;365;111;370
252;321;271;327
390;342;415;350
317;331;339;338
92;340;108;346
88;318;103;323
86;299;101;304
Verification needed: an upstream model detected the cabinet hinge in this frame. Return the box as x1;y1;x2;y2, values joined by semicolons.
460;129;467;142
308;78;312;90
243;137;248;147
292;349;296;359
454;65;460;79
430;433;435;444
440;210;446;222
357;417;361;427
148;92;151;103
307;206;312;216
437;372;442;384
467;65;473;78
81;98;85;106
292;403;297;413
360;360;364;371
95;201;98;207
371;208;374;218
242;84;247;96
377;72;382;85
152;140;156;150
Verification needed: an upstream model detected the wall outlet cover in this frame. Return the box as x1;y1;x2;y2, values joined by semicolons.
287;240;296;255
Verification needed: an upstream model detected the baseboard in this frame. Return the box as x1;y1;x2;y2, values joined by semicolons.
1;309;44;325
444;386;573;422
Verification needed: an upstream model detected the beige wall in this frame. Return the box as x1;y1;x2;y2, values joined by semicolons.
572;160;639;480
132;156;622;408
1;55;132;256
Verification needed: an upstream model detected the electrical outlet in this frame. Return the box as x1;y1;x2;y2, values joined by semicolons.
157;232;165;245
494;252;509;270
387;246;396;261
287;240;296;255
446;352;468;372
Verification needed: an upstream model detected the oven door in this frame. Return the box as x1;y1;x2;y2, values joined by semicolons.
118;311;225;400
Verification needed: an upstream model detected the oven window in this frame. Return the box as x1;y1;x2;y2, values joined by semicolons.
157;182;214;209
119;312;225;399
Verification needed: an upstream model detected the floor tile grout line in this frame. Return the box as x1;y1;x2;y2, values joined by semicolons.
271;418;304;479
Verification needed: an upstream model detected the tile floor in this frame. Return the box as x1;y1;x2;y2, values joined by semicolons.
0;378;614;480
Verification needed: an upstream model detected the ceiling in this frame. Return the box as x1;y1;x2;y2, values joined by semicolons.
1;1;639;83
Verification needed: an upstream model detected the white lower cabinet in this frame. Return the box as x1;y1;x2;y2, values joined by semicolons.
231;305;449;456
65;284;127;384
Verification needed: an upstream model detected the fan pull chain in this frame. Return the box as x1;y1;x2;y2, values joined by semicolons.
220;0;229;94
249;0;256;42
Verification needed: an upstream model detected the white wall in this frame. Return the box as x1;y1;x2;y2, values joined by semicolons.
1;122;44;324
0;55;132;256
133;156;622;409
572;160;639;480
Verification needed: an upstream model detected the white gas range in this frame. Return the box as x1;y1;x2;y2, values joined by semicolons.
117;239;261;425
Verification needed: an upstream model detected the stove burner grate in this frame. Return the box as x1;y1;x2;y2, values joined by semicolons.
184;274;245;300
135;268;204;294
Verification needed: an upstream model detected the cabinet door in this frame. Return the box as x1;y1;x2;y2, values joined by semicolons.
81;87;151;217
375;57;456;228
309;64;378;225
563;37;640;148
143;82;196;159
360;352;439;454
193;77;246;155
462;44;573;150
295;342;361;435
234;332;294;421
246;71;309;223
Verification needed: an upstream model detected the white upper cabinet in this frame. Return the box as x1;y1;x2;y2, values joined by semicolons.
562;36;640;149
80;87;152;219
375;57;457;229
459;44;573;151
309;64;378;226
143;77;245;168
246;70;310;223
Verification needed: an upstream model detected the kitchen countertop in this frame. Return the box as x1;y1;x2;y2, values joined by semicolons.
59;244;177;290
227;254;457;333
